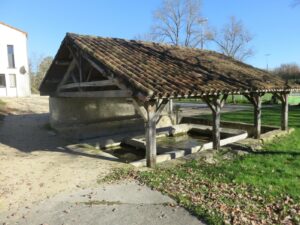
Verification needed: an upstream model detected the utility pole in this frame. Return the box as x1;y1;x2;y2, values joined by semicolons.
265;53;271;71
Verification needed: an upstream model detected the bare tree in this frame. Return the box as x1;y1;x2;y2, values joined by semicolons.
30;56;53;93
273;63;300;83
211;16;254;61
149;0;211;48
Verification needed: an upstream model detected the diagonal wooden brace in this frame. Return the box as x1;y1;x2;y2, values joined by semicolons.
273;92;289;131
202;94;228;150
243;93;264;139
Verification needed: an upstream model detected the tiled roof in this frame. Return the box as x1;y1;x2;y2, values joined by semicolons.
40;33;296;99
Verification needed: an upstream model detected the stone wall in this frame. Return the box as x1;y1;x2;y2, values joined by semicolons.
49;97;173;140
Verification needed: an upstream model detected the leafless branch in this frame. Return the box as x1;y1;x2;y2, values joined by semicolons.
136;0;211;49
211;16;254;61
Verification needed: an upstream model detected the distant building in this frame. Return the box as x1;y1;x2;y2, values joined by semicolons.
0;22;31;97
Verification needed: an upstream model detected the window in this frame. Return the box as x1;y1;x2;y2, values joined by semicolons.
0;74;6;88
9;74;16;88
7;45;15;68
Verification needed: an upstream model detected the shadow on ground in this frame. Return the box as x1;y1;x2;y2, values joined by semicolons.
0;113;123;162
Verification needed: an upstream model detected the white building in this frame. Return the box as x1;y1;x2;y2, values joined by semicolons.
0;22;31;97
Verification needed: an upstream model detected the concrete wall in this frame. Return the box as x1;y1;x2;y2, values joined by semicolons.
50;97;173;140
0;23;31;97
181;117;278;137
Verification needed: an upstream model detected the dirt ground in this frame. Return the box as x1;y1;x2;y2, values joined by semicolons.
0;96;123;213
0;96;204;225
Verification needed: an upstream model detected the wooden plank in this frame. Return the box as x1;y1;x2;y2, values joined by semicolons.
145;100;157;168
56;59;77;93
60;80;115;90
56;90;132;98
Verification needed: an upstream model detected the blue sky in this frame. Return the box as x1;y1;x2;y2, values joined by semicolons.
0;0;299;69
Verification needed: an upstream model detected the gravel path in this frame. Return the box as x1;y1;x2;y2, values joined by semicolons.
0;97;122;213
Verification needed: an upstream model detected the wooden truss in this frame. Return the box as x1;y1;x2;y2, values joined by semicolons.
54;45;133;99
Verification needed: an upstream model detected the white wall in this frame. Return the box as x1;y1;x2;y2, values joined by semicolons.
0;23;31;97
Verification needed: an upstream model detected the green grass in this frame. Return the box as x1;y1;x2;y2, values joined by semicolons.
175;94;300;105
137;105;300;224
196;105;300;198
289;95;300;105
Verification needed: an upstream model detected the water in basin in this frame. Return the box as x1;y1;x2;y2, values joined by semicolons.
156;132;210;151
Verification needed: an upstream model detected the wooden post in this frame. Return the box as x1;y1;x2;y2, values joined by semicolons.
212;99;221;149
202;94;228;150
169;99;173;114
141;99;169;167
254;95;262;139
281;93;289;131
274;92;289;131
145;100;157;168
244;93;264;139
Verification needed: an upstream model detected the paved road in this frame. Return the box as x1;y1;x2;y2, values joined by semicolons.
2;181;204;225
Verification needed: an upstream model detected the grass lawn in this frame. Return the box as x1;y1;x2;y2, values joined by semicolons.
175;94;300;105
135;106;300;224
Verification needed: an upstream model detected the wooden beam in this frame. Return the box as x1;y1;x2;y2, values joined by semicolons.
202;94;228;150
55;60;71;66
56;90;132;98
60;80;116;90
144;100;157;168
56;59;77;93
274;92;289;131
153;99;168;122
281;93;289;131
254;96;262;139
132;98;147;121
82;54;130;91
79;55;83;83
244;93;264;139
168;99;173;115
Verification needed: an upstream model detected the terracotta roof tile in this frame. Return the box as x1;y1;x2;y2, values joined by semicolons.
40;33;298;99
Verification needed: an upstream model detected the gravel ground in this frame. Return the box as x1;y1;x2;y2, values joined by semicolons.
0;96;122;213
0;96;204;225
